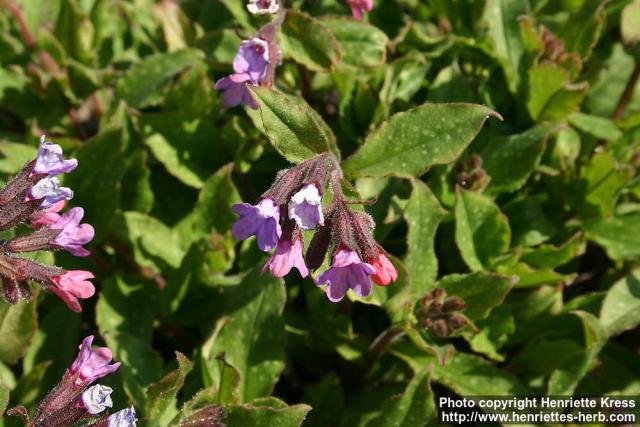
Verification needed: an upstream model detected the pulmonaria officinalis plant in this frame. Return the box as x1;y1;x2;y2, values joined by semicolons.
0;136;95;312
7;336;135;427
232;152;398;302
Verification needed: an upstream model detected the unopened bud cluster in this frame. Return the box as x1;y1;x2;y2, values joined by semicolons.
0;136;95;312
414;288;468;337
231;152;398;302
10;336;136;427
456;153;488;191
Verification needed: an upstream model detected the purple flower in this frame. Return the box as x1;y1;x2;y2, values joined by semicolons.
247;0;279;14
68;336;120;385
29;176;74;207
316;247;375;302
215;38;270;109
288;184;324;230
33;136;78;176
82;384;113;415
50;270;95;313
232;198;281;252
262;237;309;278
107;406;137;427
214;74;257;109
50;207;94;256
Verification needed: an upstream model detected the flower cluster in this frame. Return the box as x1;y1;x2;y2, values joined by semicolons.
0;136;95;312
9;336;135;427
414;288;469;337
215;13;283;109
231;153;398;302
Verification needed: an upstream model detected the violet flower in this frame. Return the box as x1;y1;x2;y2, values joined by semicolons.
347;0;373;20
50;207;94;256
33;136;78;176
68;336;121;385
82;384;113;415
316;247;375;302
288;184;324;230
232;198;281;252
50;270;95;313
247;0;279;14
28;176;74;207
106;406;137;427
263;237;309;278
214;38;270;109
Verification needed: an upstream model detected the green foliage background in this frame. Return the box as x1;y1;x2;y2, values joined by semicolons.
1;0;640;425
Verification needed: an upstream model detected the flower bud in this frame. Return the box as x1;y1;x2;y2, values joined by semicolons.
432;319;449;337
442;296;467;313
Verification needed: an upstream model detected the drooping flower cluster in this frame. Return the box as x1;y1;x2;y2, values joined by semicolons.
347;0;373;20
9;336;135;427
0;136;95;312
215;11;283;108
231;153;398;302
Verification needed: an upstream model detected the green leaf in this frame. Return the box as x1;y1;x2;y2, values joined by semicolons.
320;18;388;68
0;379;8;416
223;402;311;427
548;311;606;395
559;0;605;60
586;213;640;261
527;63;570;121
599;271;640;337
145;352;193;427
249;87;338;163
279;10;342;72
482;124;556;195
454;189;511;271
438;272;514;321
64;130;127;242
96;277;162;408
116;49;203;108
215;352;241;404
568;112;623;141
365;369;436;427
191;164;241;237
342;103;500;177
483;0;527;94
0;142;36;174
120;149;154;213
538;82;588;121
0;296;38;364
122;211;187;270
622;0;640;57
503;197;558;247
202;267;286;401
403;179;446;294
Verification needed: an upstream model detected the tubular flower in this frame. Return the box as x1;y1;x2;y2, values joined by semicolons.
33;136;78;175
82;384;114;415
247;0;279;14
215;38;270;109
50;207;95;256
106;406;138;427
316;247;376;302
232;198;282;252
369;249;398;286
29;200;65;229
28;176;73;207
288;183;324;230
347;0;373;20
50;270;95;313
263;234;309;278
69;336;121;385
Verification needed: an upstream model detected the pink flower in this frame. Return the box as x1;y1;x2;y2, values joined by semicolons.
68;336;120;385
50;270;95;313
262;237;309;278
369;249;398;286
30;200;65;229
347;0;373;20
316;247;375;302
50;207;94;256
